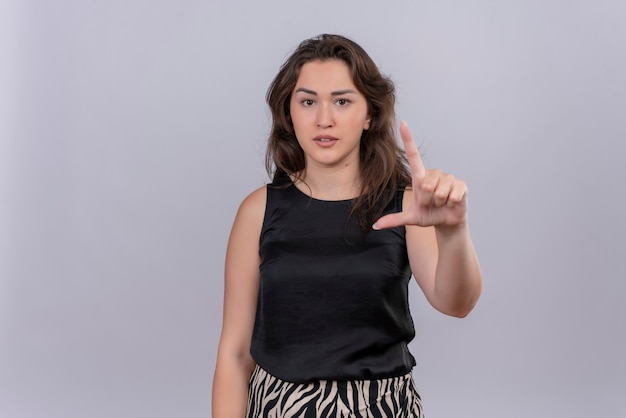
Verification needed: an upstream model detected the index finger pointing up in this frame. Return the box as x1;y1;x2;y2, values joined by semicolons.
400;121;426;179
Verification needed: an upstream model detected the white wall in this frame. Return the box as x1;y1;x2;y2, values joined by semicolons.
1;1;624;417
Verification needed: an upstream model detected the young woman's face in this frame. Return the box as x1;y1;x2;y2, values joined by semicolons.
290;60;371;170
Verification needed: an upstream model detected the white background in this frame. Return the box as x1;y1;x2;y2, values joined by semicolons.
1;1;625;417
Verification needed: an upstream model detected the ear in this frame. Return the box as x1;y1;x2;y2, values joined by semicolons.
364;116;372;130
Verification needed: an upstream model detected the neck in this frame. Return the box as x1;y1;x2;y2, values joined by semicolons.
294;161;361;201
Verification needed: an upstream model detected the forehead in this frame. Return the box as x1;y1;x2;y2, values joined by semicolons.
294;60;356;90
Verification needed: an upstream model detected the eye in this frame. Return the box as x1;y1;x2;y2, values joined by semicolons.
301;99;315;107
335;98;351;106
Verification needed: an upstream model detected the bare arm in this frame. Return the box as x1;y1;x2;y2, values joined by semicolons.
373;122;482;317
212;186;266;417
404;210;482;318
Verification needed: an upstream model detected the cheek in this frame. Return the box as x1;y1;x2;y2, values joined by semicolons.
289;103;304;125
289;114;306;143
290;110;314;139
290;113;303;135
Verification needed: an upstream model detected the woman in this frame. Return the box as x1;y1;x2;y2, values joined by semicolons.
212;34;482;417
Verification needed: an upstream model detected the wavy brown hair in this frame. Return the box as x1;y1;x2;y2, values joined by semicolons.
265;34;411;231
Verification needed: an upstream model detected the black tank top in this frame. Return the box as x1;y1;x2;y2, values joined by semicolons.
251;180;416;383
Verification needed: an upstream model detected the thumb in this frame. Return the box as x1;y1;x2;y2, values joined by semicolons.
372;212;412;230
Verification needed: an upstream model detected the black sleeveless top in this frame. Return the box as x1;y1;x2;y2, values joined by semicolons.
250;180;416;383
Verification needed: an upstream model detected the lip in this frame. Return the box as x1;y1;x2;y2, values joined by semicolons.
313;135;339;147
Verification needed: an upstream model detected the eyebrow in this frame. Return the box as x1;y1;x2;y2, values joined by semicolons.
294;87;358;96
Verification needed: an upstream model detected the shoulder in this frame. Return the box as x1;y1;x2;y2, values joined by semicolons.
235;185;267;225
242;185;267;208
227;186;267;257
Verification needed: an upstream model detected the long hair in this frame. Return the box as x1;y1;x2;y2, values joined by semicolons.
265;34;411;231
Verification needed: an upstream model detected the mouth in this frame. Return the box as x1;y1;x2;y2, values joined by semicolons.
313;135;338;143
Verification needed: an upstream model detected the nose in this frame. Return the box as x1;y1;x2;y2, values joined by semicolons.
316;103;334;128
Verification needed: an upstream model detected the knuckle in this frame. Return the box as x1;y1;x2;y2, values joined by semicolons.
435;190;448;199
421;183;434;192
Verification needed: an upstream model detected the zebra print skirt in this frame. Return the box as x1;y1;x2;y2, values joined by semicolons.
246;365;424;418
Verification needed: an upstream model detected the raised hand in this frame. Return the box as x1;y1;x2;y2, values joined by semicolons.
373;121;468;230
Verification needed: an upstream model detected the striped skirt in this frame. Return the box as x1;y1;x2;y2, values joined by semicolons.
246;365;424;418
